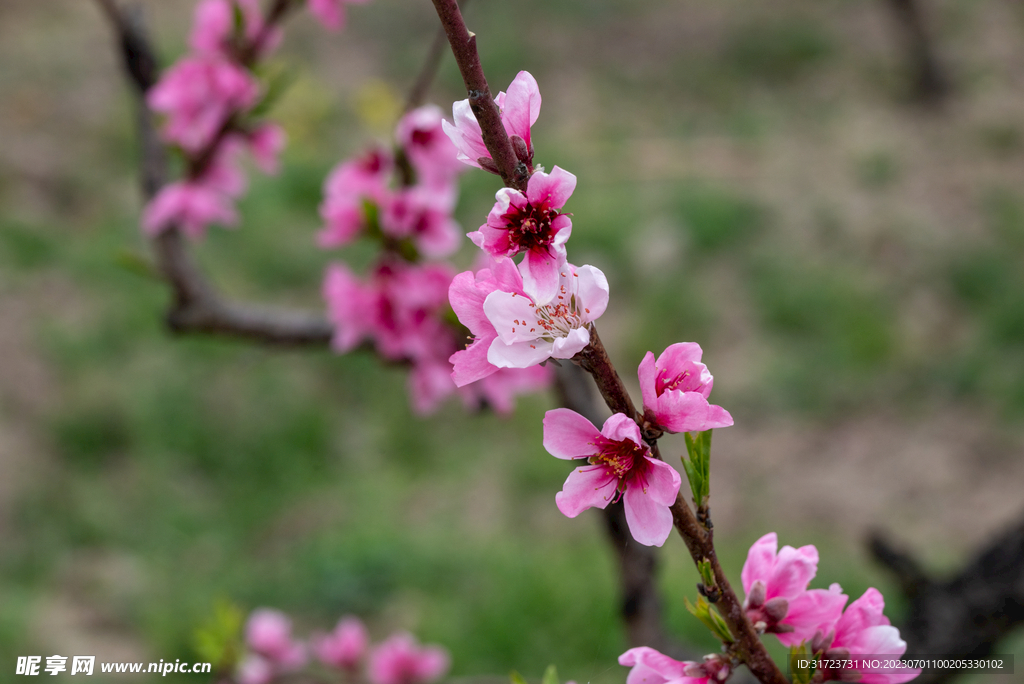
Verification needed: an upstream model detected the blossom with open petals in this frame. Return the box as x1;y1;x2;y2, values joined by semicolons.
483;261;608;369
544;409;681;546
810;589;920;684
313;615;368;672
741;533;848;647
318;148;393;248
619;647;729;684
443;71;540;171
368;633;449;684
245;609;306;670
639;343;732;434
148;56;259;154
469;166;575;302
396;105;464;188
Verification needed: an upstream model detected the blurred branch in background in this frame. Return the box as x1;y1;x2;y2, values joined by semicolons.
94;0;334;346
871;511;1024;683
883;0;950;105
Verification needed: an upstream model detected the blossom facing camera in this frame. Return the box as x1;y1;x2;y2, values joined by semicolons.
482;262;609;369
741;533;848;647
443;71;541;171
469;165;576;302
368;632;450;684
543;409;681;547
638;342;733;434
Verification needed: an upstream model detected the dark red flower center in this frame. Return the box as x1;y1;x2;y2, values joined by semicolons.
588;437;651;490
503;202;560;255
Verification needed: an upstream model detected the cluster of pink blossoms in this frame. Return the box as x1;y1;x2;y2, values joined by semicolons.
618;533;919;684
237;609;449;684
143;0;369;238
320;104;552;414
442;71;731;547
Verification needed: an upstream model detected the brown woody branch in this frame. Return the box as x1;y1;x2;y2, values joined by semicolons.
429;0;529;192
428;2;786;682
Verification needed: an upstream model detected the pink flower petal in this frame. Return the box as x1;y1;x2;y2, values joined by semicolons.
623;476;675;547
653;391;710;434
601;413;644;446
642;457;682;507
525;165;576;210
549;326;591;359
500;71;541;147
575;265;609;322
637;352;660;411
543;408;602;460
742;533;779;595
487;337;554;368
555;465;618;517
767;543;819;600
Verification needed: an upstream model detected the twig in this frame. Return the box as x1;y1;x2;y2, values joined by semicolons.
429;0;529;192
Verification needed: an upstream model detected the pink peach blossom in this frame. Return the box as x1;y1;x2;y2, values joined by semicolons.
544;409;681;546
368;632;450;684
189;0;234;56
148;56;260;155
618;646;710;684
447;258;522;387
443;71;541;170
469;165;576;302
236;654;273;684
313;615;368;671
248;123;287;175
308;0;371;32
323;259;454;362
141;181;238;238
396;105;464;188
811;589;920;684
319;148;393;248
482;261;608;369
380;184;461;259
638;343;733;434
741;533;848;647
245;609;306;670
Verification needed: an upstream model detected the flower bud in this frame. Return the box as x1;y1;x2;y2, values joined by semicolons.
764;597;789;622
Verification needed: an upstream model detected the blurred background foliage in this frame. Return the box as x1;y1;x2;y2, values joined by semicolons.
1;0;1024;681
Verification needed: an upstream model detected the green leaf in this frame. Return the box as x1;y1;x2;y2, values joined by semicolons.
684;595;733;644
697;558;717;591
113;248;161;280
788;643;815;684
682;429;713;506
192;600;244;671
510;671;529;684
542;664;560;684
